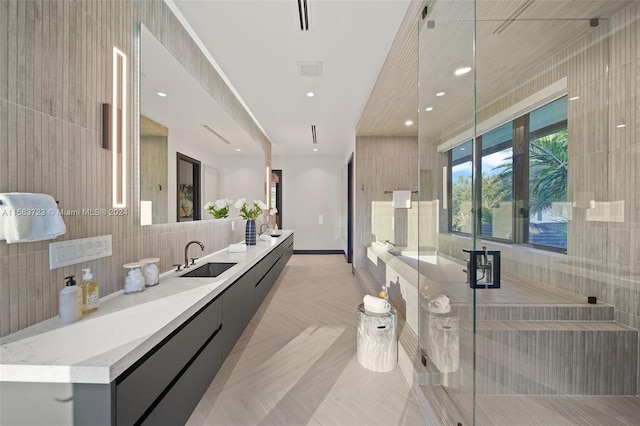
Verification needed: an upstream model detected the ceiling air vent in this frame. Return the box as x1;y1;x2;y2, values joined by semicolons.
298;61;322;78
297;0;309;31
311;125;317;144
202;124;231;144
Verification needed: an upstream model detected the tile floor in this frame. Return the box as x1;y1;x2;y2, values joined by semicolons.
187;255;426;426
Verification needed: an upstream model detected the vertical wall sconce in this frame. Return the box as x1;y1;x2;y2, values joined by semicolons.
266;166;271;209
112;47;127;208
140;201;153;226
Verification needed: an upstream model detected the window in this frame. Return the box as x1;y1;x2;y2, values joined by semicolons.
479;123;513;240
448;96;568;252
527;97;568;250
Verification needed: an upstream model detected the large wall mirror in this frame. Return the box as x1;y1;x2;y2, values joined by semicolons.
139;24;266;225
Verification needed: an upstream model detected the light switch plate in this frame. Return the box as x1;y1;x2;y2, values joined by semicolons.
49;235;112;270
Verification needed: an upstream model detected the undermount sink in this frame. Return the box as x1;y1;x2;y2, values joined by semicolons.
180;262;237;278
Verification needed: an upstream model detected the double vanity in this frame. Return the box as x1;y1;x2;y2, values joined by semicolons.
0;231;294;425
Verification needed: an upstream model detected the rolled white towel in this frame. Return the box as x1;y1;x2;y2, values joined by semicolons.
228;243;247;253
363;294;390;314
427;295;451;313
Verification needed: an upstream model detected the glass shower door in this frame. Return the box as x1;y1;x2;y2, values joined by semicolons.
419;1;639;424
417;0;477;422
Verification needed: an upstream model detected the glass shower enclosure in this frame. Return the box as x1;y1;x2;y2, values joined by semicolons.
418;1;639;424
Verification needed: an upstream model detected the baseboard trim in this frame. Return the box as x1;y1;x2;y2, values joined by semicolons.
293;250;345;255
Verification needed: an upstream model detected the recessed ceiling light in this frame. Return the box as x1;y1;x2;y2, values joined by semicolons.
436;91;445;97
454;66;472;76
157;92;167;97
405;120;413;126
313;148;318;152
616;124;626;128
425;107;433;112
306;91;315;97
569;96;580;101
236;148;242;152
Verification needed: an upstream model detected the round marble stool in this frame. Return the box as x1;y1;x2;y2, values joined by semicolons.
356;303;398;372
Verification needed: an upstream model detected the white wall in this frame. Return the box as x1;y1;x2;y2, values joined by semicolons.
273;155;346;251
218;155;266;216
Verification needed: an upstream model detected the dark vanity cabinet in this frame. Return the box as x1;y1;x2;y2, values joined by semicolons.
0;233;294;426
117;297;223;425
222;270;255;359
224;234;294;359
255;234;293;310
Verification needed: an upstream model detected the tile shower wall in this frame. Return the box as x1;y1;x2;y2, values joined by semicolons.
354;136;417;268
0;0;271;337
434;3;640;331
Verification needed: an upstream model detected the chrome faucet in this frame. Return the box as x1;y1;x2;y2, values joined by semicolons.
184;240;204;268
259;223;270;235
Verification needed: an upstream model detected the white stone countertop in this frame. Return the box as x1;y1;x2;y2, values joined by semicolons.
0;231;293;385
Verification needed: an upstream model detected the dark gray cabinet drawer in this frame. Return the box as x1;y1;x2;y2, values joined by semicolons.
255;253;282;309
141;329;222;426
253;249;279;283
222;272;254;359
116;297;222;425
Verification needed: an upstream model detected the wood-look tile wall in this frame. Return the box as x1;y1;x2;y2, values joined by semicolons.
0;0;271;337
434;3;640;332
354;136;418;268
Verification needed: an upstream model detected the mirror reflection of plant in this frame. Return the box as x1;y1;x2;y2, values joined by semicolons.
234;199;267;220
204;199;233;219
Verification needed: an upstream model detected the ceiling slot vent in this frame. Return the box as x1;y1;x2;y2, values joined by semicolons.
311;125;317;144
202;124;231;144
298;61;322;78
297;0;309;31
493;0;535;34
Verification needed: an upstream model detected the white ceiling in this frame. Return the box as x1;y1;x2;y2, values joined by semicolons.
140;24;263;156
171;0;413;157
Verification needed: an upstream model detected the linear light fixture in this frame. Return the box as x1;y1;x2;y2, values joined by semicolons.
112;46;127;208
297;0;309;31
311;124;317;144
202;124;231;144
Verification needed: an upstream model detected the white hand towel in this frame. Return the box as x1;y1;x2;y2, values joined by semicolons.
392;190;412;208
0;193;66;243
228;243;247;253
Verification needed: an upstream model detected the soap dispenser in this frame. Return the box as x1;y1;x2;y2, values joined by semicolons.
59;275;82;323
80;268;99;314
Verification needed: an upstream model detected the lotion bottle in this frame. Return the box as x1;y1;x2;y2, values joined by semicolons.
59;275;82;323
80;268;99;314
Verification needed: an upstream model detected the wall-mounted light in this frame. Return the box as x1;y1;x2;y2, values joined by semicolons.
140;201;152;226
112;46;127;208
266;166;271;208
454;66;471;76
